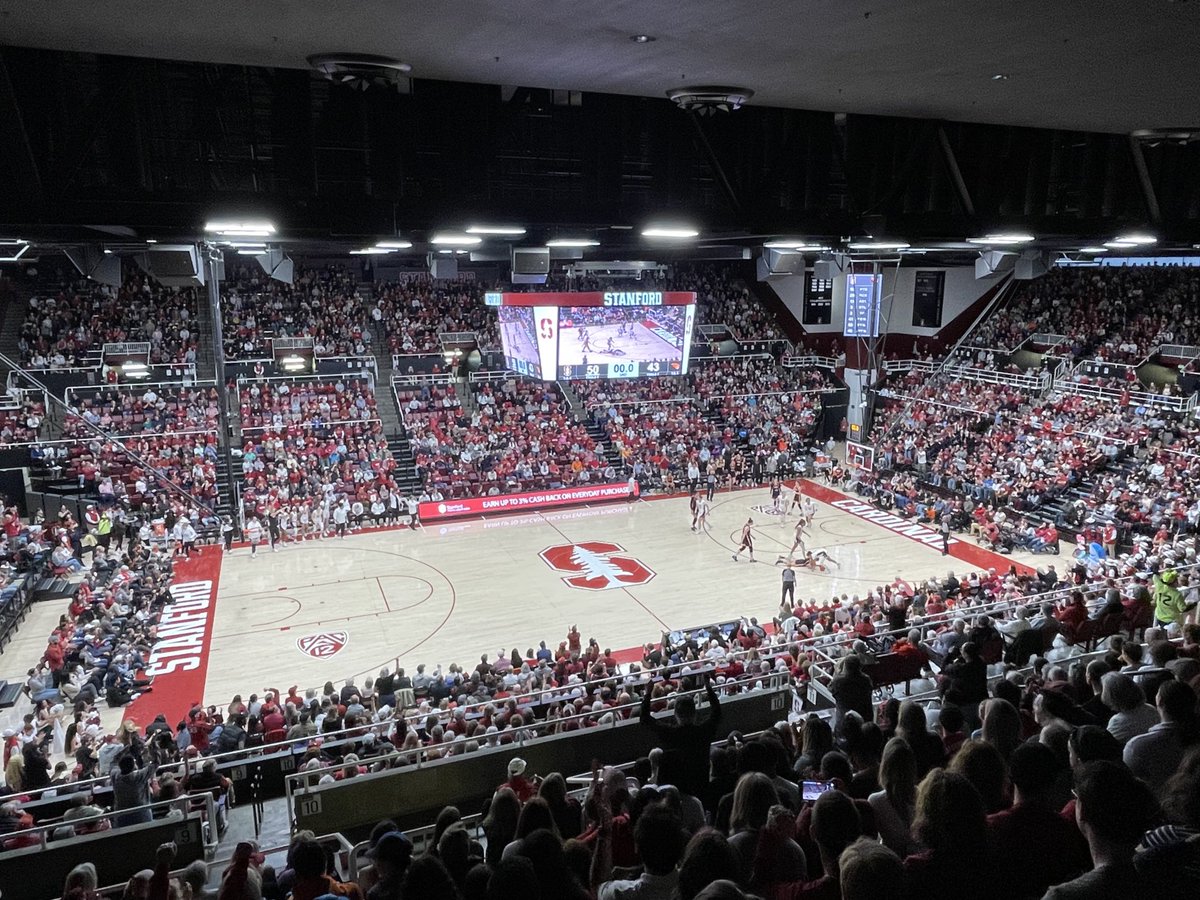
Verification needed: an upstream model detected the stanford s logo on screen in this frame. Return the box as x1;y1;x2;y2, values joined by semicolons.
539;541;656;591
296;631;349;659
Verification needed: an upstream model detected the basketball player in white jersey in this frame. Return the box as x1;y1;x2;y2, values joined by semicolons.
695;495;711;532
732;517;756;562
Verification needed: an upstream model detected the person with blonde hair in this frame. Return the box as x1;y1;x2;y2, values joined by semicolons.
869;737;919;855
905;769;993;900
839;837;904;900
979;698;1022;760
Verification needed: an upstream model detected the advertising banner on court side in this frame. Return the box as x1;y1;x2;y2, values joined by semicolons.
420;482;637;521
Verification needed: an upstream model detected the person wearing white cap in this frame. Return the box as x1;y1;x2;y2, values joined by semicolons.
500;756;536;802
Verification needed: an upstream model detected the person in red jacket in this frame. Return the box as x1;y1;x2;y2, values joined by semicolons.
500;757;538;803
1055;591;1089;633
43;635;66;685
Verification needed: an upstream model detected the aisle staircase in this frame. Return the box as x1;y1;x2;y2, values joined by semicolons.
191;284;218;381
0;279;26;384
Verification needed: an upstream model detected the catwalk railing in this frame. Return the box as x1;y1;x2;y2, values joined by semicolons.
883;358;1051;393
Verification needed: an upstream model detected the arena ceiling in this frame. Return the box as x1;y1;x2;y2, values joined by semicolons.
2;0;1198;134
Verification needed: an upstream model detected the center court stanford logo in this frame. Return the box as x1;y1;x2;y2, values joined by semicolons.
296;632;349;659
539;541;656;591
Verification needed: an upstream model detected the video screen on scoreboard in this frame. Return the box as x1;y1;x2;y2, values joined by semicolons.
498;305;544;379
557;304;695;380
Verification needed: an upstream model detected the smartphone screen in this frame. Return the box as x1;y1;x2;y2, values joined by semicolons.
802;779;833;801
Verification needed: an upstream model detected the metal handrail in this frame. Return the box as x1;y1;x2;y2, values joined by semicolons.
883;358;1049;393
692;352;774;366
782;355;839;369
396;372;458;386
1156;343;1200;363
77;831;354;900
0;791;218;857
583;387;833;412
284;673;791;791
875;388;1133;447
234;370;375;390
64;381;218;404
1054;378;1196;412
239;416;385;433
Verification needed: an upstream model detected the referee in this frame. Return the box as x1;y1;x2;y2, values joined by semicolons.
781;562;796;606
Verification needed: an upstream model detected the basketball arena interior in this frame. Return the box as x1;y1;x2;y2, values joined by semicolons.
2;4;1200;898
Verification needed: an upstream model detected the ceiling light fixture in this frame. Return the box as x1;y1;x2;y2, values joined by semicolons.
991;73;1009;81
764;241;831;252
967;232;1035;245
642;225;700;239
630;34;656;43
1113;233;1156;245
0;239;30;263
1078;247;1109;253
145;239;157;244
375;239;413;249
1104;240;1138;248
848;240;910;251
307;53;412;92
349;247;395;255
431;233;483;246
238;249;269;255
546;238;601;247
465;225;526;236
666;86;755;115
205;219;276;237
228;241;267;249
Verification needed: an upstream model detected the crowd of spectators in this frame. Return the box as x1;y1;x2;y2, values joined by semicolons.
403;378;607;496
568;357;835;489
870;359;1200;545
4;505;177;794
373;276;499;354
66;386;220;438
13;546;1198;898
692;358;833;453
967;265;1200;363
675;265;784;340
237;376;398;523
0;392;46;445
19;274;199;368
222;264;371;359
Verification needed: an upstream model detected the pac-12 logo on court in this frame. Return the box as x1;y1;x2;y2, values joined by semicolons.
296;632;349;659
539;541;656;591
750;504;785;517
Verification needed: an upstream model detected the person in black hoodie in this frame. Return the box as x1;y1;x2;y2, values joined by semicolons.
640;674;722;796
940;642;989;708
